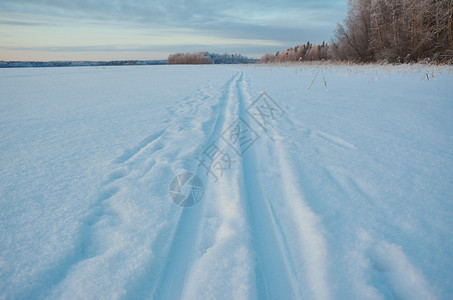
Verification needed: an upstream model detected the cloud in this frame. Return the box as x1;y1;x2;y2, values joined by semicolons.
0;0;347;60
0;0;345;33
0;20;50;26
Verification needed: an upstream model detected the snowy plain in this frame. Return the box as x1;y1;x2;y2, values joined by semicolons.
0;63;452;299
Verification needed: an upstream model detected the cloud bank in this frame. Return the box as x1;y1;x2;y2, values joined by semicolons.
0;0;346;60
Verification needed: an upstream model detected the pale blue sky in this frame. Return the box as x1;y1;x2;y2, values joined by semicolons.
0;0;347;61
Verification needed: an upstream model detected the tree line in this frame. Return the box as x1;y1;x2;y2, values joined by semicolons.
261;0;453;63
260;42;330;63
0;60;167;68
332;0;453;62
168;52;257;64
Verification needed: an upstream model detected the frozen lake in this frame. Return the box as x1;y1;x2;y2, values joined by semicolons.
1;64;452;299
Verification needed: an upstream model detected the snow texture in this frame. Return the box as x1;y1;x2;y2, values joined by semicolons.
1;64;452;299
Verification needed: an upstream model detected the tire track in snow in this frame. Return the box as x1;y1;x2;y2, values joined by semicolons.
237;75;331;299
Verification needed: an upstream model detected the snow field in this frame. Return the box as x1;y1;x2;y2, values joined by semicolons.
1;64;452;299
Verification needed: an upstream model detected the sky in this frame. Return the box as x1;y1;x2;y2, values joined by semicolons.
0;0;347;61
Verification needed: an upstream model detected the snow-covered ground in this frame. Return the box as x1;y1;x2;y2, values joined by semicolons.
1;64;452;299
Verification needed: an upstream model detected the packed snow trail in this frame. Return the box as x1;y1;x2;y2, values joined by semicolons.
1;64;452;299
237;75;331;299
155;71;247;299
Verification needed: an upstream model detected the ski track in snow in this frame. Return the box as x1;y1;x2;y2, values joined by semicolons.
185;71;331;299
237;75;330;299
40;73;242;299
65;70;334;299
153;71;244;300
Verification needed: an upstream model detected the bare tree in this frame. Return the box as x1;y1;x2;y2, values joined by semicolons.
332;0;453;62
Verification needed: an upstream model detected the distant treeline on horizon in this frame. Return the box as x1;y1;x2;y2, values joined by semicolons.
0;60;167;68
0;54;260;68
167;52;258;64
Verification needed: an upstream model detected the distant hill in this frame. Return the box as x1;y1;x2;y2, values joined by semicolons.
0;60;167;68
